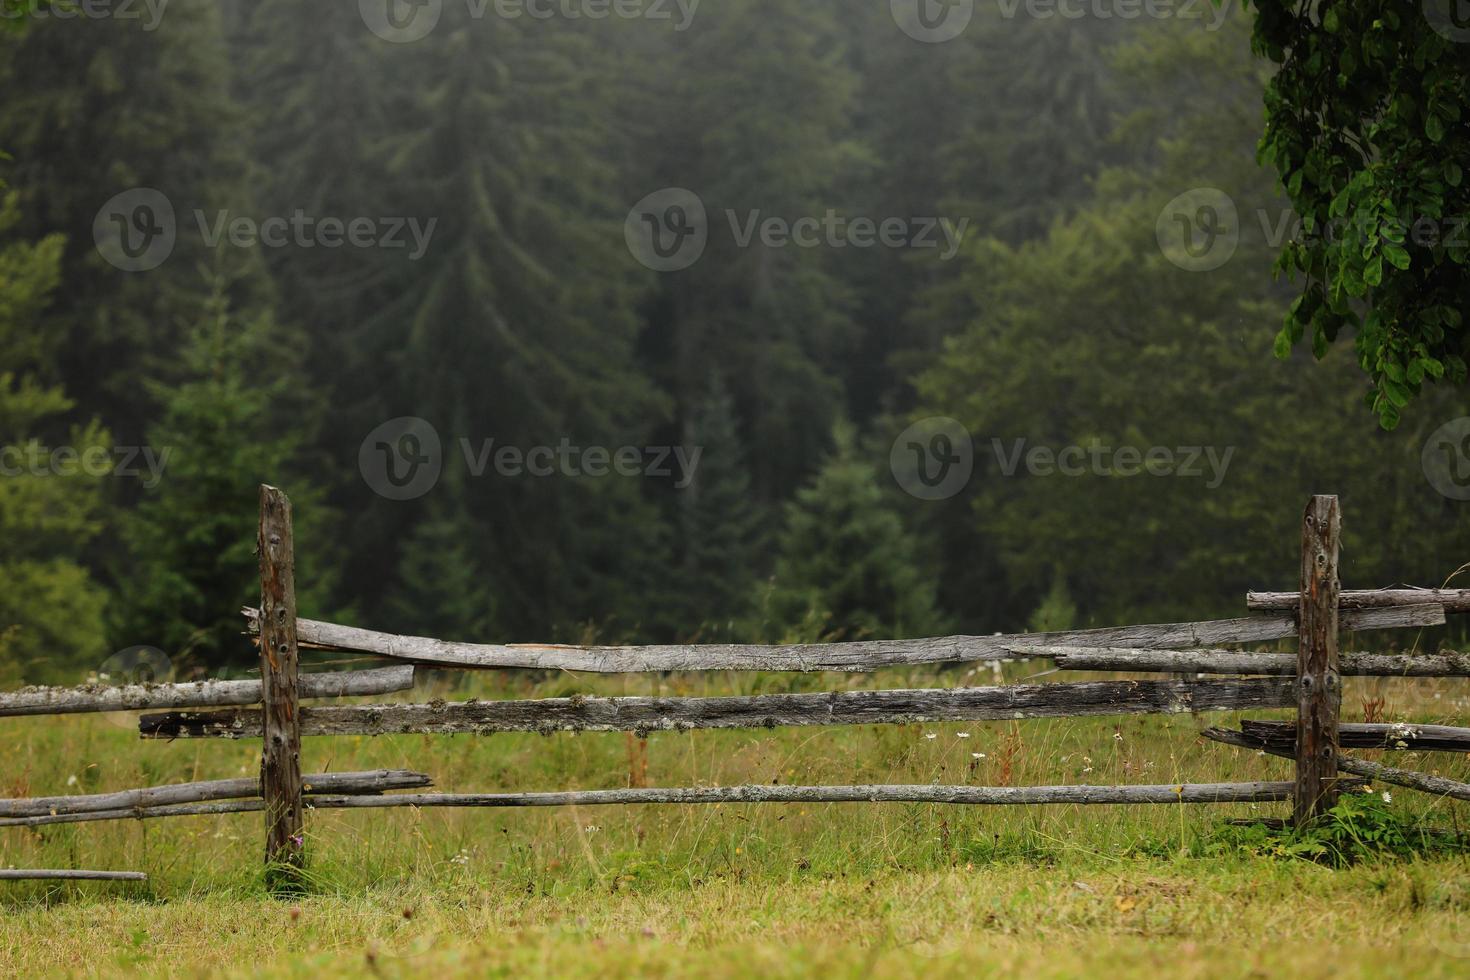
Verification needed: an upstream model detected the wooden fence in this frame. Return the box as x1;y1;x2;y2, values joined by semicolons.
3;487;1468;883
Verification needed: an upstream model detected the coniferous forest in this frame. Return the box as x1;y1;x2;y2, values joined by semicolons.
1;0;1468;683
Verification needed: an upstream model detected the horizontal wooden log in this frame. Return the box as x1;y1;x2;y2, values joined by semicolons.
0;666;415;717
0;782;1300;825
1247;588;1470;614
1241;719;1470;753
0;797;269;828
241;604;1442;674
1046;647;1470;677
0;769;431;819
140;678;1297;739
1202;727;1470;803
294;782;1299;807
0;869;146;881
0;798;271;828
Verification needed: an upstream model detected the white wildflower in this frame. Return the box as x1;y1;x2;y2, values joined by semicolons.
924;733;938;740
971;752;986;760
1382;791;1393;804
957;733;971;739
66;775;78;787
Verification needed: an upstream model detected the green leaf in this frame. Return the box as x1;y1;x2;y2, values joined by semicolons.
1383;242;1411;270
1274;326;1294;360
1378;400;1402;430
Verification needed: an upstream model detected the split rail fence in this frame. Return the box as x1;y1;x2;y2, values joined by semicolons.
3;487;1468;882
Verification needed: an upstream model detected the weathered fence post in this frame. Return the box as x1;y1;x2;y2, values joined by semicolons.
258;485;304;881
1295;494;1342;826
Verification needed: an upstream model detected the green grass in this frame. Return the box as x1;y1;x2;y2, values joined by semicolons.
2;663;1469;977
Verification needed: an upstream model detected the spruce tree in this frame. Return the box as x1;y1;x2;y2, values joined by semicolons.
636;0;864;505
672;376;764;639
765;423;945;642
107;272;336;672
0;195;111;684
0;3;260;445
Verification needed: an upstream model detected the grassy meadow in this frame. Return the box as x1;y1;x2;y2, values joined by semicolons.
2;659;1470;977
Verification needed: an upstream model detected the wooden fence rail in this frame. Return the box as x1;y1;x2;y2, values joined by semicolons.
1203;727;1470;804
0;870;146;882
0;666;415;717
139;678;1297;739
1238;719;1470;753
4;488;1466;882
1045;647;1470;677
1247;588;1470;613
0;770;430;820
241;781;1312;810
242;604;1441;674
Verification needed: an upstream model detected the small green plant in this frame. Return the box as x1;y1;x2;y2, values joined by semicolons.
1205;790;1469;867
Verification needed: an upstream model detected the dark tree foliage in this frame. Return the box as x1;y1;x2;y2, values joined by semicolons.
1245;0;1470;428
0;5;1465;680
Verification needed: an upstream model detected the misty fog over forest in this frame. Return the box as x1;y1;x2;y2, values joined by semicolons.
1;0;1467;683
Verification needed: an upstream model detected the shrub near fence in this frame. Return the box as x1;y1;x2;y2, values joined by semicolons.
2;488;1468;884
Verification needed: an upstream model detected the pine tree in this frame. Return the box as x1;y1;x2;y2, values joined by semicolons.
350;11;671;640
0;3;261;445
0;194;111;684
672;376;764;639
107;271;336;671
384;469;497;642
636;0;864;505
765;423;945;642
